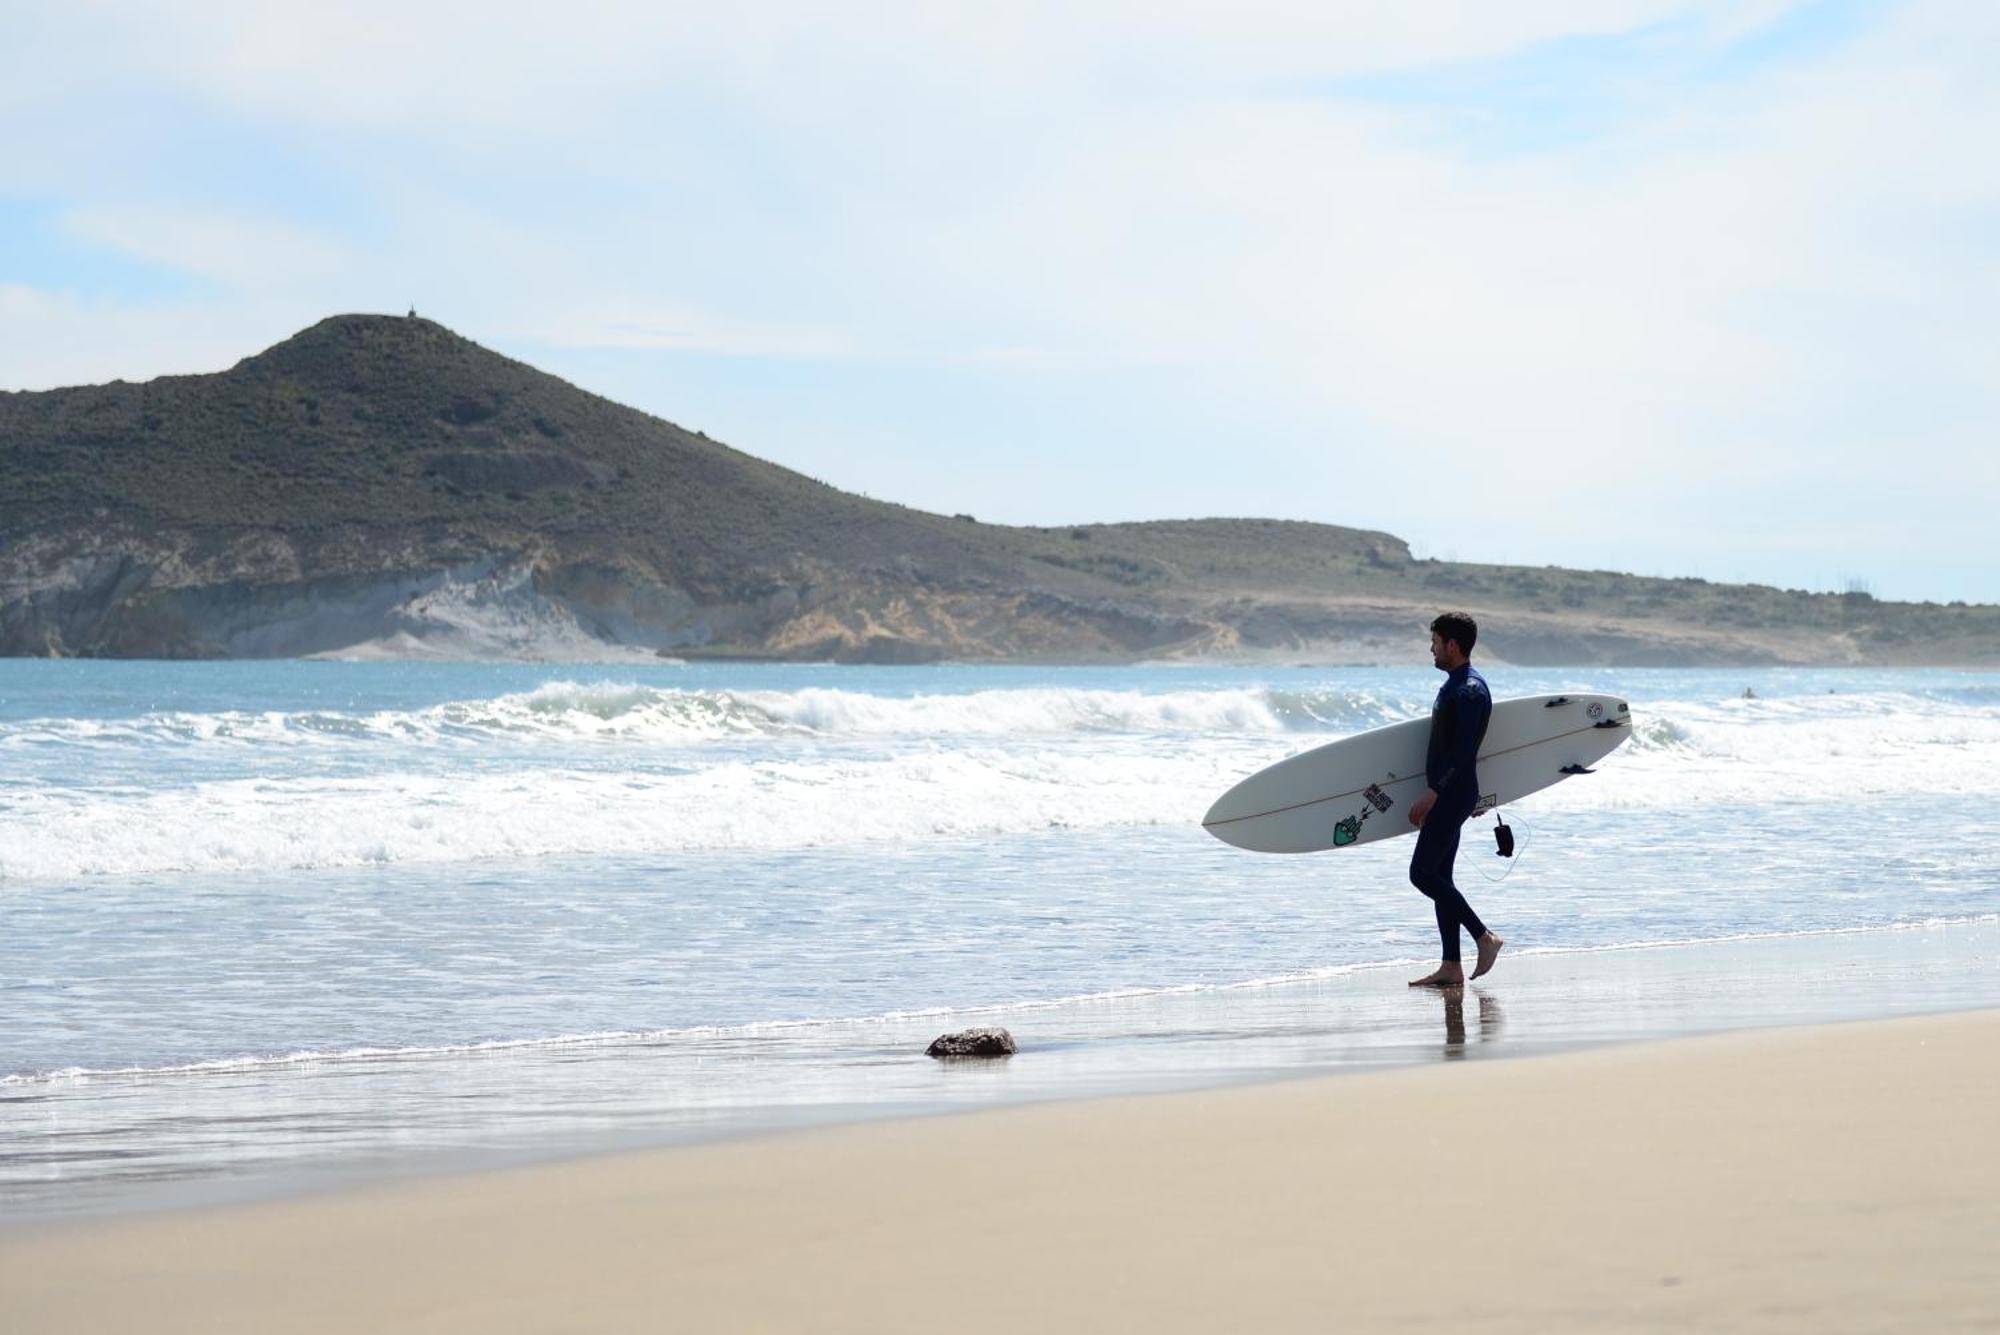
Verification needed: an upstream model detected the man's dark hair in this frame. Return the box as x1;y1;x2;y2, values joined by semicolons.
1430;611;1478;655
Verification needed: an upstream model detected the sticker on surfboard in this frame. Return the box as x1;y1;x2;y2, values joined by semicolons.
1203;694;1633;854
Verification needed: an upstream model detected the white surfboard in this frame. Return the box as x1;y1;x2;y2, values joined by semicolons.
1202;693;1631;854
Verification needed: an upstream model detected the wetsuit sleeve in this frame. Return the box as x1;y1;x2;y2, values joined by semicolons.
1430;682;1489;792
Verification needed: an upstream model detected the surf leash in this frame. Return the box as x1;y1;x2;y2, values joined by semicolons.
1474;811;1529;883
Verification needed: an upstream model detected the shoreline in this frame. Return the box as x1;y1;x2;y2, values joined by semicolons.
8;914;1998;1225
6;1008;1996;1332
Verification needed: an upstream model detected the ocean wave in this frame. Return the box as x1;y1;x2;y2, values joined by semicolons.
0;683;1992;879
3;718;1994;880
0;748;1254;880
4;681;1991;758
1528;689;2000;812
1614;690;2000;761
7;683;1992;755
1;682;1994;879
0;681;1414;750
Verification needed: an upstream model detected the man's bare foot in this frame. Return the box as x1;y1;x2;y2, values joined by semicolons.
1408;964;1465;987
1470;932;1505;980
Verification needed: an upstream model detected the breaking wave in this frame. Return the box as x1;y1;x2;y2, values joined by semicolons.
0;681;1415;750
0;747;1249;880
1;679;1993;880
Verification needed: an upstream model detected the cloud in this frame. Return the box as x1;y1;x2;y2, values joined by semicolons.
60;204;353;288
867;3;1998;494
3;0;1995;597
0;285;301;389
523;301;858;360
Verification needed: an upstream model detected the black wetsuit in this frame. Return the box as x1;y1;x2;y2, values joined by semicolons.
1409;664;1492;963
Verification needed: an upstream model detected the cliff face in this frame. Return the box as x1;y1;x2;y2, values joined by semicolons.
2;315;1993;664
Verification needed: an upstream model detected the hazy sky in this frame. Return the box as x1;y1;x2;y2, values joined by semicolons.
4;1;1994;601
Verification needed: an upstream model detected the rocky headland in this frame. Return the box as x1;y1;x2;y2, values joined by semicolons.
2;314;1991;665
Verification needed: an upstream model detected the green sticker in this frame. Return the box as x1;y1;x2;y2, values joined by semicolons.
1332;816;1361;846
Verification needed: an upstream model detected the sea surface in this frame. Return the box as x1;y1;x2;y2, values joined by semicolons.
4;661;1997;1218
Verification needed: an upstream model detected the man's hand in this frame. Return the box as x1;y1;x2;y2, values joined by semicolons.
1409;788;1438;827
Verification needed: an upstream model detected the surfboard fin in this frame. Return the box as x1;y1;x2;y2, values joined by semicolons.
1559;764;1594;775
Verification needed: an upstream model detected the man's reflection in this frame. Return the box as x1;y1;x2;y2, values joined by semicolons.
1437;988;1504;1059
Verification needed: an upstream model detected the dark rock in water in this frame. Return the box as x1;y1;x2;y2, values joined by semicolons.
926;1027;1016;1058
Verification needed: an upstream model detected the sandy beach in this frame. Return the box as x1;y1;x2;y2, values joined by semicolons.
6;1007;1995;1333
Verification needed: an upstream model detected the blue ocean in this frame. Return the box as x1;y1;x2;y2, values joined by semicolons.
5;661;1997;1216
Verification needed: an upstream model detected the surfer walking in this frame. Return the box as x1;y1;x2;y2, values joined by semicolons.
1407;612;1505;987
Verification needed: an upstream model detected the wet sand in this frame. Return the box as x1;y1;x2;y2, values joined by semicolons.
14;917;1997;1223
5;1008;1996;1333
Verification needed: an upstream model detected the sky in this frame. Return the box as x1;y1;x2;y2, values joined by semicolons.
3;1;1995;603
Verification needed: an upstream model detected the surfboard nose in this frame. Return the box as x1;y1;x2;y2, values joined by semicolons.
1201;784;1247;830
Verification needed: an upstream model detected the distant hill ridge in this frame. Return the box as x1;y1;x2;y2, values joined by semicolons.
0;313;1991;664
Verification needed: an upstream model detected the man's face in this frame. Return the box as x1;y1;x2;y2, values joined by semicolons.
1431;631;1447;668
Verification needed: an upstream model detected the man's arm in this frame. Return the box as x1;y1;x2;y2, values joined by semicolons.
1429;681;1488;794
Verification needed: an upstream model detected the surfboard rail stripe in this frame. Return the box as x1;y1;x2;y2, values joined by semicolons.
1201;717;1626;828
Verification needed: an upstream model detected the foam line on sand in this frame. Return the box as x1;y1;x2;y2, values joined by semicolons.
5;1009;1997;1333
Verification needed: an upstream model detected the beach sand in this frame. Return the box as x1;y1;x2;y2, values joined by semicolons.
5;1008;1995;1333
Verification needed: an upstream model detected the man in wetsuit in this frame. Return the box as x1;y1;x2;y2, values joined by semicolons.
1406;611;1505;987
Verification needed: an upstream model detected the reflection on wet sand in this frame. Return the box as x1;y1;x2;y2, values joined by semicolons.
1439;989;1505;1058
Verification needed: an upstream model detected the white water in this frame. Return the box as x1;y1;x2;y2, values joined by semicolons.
3;662;1996;1214
3;673;1994;880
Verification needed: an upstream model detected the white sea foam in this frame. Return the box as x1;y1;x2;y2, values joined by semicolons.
1532;689;2000;811
0;682;1406;750
1;683;1993;880
0;747;1248;879
9;678;1988;754
13;679;1988;755
7;665;1994;1219
13;913;1994;1087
